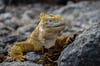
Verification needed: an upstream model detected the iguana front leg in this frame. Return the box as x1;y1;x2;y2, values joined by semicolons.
9;40;43;61
9;43;25;61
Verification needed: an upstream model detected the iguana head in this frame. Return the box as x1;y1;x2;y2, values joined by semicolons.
39;12;65;33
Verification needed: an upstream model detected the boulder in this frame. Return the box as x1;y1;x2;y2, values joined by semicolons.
58;23;100;66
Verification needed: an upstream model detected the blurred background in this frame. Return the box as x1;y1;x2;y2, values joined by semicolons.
0;0;100;64
0;0;100;50
0;0;100;45
1;0;79;5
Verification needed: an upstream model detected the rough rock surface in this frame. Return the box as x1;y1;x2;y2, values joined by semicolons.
0;62;42;66
53;1;100;35
58;23;100;66
25;52;40;62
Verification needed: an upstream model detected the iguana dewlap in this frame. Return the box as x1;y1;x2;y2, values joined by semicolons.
9;12;66;61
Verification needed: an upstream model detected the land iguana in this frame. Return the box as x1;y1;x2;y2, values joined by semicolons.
9;12;68;61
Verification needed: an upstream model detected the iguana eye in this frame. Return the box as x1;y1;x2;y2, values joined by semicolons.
48;19;53;23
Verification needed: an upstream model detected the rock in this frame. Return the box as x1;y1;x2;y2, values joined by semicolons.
25;52;41;62
0;30;9;37
21;12;32;20
2;35;17;44
0;22;14;31
0;62;43;66
0;47;4;53
20;12;34;25
5;22;20;30
0;23;14;37
0;42;5;48
0;23;10;37
17;23;36;34
33;4;43;12
7;17;22;26
0;23;5;29
16;34;27;42
33;19;39;25
58;23;100;66
0;13;12;19
0;46;7;55
0;0;5;13
24;10;35;18
2;34;27;44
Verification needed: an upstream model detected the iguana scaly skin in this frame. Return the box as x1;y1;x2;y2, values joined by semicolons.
9;12;66;61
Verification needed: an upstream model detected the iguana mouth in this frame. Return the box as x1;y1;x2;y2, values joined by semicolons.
46;22;65;28
45;22;66;33
52;23;65;27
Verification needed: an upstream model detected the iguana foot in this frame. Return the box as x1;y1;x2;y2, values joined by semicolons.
9;45;25;61
9;54;25;61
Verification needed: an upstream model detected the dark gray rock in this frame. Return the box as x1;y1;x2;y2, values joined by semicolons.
2;35;17;44
0;0;5;13
0;46;7;55
16;34;27;42
0;23;14;31
0;30;9;37
0;42;5;48
0;47;4;53
0;23;15;37
5;22;20;30
0;23;10;37
17;23;36;34
0;62;43;66
25;52;41;62
2;34;27;44
58;23;100;66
